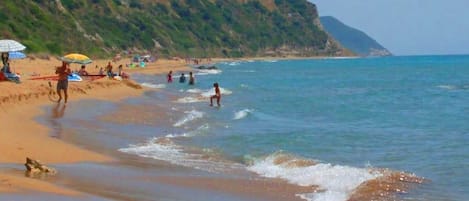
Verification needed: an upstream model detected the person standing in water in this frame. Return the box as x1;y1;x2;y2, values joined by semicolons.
179;73;186;83
210;82;221;107
188;72;195;85
167;70;173;83
55;61;71;104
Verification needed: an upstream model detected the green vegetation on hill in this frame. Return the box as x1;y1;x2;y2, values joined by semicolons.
0;0;345;58
320;16;391;57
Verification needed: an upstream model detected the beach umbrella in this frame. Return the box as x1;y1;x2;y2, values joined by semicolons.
0;39;26;52
60;53;92;64
8;51;26;59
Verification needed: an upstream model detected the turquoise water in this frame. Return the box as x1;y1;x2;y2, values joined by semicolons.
62;56;469;201
178;56;468;200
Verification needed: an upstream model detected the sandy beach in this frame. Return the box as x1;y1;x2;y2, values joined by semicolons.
0;56;190;194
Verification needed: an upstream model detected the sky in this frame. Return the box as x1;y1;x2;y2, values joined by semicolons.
309;0;469;55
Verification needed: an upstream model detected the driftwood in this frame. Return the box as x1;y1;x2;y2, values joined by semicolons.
24;157;57;175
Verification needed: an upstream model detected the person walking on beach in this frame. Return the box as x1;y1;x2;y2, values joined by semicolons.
167;70;173;83
210;82;221;107
55;61;71;104
188;72;195;85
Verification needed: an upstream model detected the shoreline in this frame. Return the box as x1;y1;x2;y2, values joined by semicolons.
1;56;315;201
0;56;428;201
0;57;190;194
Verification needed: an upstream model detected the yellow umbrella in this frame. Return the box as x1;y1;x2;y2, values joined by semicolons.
60;53;92;64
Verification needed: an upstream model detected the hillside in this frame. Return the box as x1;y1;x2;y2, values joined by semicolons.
320;16;391;57
0;0;347;58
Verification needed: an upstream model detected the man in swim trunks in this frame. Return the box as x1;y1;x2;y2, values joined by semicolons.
56;61;71;104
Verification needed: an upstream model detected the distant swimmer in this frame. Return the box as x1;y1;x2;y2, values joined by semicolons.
210;82;221;107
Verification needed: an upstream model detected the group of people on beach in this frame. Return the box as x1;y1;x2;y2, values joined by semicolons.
54;61;129;105
167;70;221;107
53;61;221;107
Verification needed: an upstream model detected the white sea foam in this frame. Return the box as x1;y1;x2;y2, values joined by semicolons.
228;62;241;66
196;69;222;75
176;87;232;103
201;87;233;97
166;124;210;138
173;110;204;127
233;109;253;120
247;153;380;201
176;96;204;103
186;88;203;93
141;82;166;89
437;85;456;90
119;137;243;173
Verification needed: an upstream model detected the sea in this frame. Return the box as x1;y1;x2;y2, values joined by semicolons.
43;55;468;201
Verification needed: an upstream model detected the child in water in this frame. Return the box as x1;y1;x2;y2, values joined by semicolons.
210;82;221;107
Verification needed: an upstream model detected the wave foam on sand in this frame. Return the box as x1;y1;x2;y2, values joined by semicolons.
141;82;166;89
173;110;204;127
120;138;424;201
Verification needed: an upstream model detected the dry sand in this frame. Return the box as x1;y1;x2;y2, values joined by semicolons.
0;56;190;194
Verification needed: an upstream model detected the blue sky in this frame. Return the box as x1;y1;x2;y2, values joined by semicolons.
310;0;469;55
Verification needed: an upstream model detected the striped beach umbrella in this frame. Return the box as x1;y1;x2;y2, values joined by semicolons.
0;40;26;52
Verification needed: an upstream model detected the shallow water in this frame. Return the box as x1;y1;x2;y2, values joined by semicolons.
43;56;469;201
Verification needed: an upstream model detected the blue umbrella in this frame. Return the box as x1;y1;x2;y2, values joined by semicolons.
8;51;26;59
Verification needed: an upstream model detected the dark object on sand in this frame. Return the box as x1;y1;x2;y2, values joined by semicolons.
196;65;218;70
24;157;57;175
